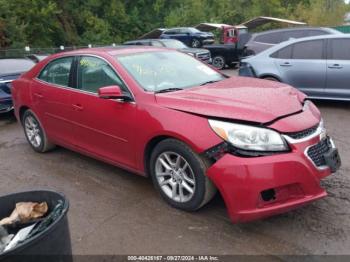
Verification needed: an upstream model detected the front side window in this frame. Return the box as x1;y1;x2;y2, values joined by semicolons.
292;40;324;60
77;56;127;93
329;39;350;60
116;51;225;92
38;57;73;87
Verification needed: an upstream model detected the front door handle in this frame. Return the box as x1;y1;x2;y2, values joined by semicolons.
280;62;292;67
328;64;343;69
72;104;84;111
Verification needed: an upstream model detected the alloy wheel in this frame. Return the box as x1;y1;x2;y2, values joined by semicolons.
155;151;196;203
24;115;42;148
212;56;225;69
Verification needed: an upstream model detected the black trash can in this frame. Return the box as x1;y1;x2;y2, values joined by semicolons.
0;190;72;262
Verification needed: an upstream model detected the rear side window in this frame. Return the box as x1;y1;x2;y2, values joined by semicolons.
328;39;350;60
254;32;282;44
77;56;127;93
271;45;293;59
38;57;73;87
292;40;324;59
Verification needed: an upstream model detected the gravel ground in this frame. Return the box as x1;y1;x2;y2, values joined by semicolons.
0;71;349;256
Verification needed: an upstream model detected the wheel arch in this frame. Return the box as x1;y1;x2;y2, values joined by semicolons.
143;132;207;177
259;74;282;82
19;105;30;123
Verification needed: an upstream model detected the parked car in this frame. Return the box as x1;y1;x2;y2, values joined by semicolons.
244;27;340;55
204;32;252;70
160;27;214;47
239;34;350;101
124;39;211;64
0;58;36;113
12;47;341;223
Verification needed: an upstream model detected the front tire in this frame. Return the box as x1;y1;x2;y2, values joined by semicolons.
22;110;55;153
150;139;216;211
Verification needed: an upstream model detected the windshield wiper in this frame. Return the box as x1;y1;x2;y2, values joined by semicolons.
199;80;220;86
154;88;183;94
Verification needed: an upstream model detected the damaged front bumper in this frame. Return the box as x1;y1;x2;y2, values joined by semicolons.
205;125;341;223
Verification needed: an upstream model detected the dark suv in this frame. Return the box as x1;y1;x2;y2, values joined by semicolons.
244;27;340;55
124;39;212;64
160;27;214;48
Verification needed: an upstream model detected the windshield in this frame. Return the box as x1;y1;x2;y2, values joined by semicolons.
116;51;224;92
162;40;188;49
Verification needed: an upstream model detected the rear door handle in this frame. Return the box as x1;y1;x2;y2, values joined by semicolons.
72;104;84;111
34;93;43;99
280;62;292;67
328;64;343;69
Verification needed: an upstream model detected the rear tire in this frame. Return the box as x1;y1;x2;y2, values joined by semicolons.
212;56;226;70
150;139;216;211
22;110;55;153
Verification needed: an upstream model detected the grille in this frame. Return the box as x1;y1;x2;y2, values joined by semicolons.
285;125;318;140
197;52;211;61
307;138;331;167
0;82;12;94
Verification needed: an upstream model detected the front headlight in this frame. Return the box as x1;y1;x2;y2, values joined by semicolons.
208;119;288;152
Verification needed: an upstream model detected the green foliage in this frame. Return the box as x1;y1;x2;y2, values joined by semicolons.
0;0;348;48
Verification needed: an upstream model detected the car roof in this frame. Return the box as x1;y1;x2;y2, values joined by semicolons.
48;46;168;58
0;58;36;76
253;27;340;37
257;34;350;56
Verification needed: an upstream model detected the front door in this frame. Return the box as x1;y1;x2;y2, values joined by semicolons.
70;55;137;168
326;38;350;100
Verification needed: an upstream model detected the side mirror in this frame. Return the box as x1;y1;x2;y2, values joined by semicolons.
98;85;132;101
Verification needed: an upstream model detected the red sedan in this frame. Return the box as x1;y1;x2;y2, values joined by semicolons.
12;47;341;223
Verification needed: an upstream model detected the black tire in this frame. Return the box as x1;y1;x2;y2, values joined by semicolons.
191;38;201;48
150;138;216;211
22;109;55;153
263;76;280;82
212;56;226;70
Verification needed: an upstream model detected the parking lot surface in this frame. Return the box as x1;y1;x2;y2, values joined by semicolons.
0;70;349;255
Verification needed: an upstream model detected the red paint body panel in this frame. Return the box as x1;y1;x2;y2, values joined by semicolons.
207;134;330;222
12;47;336;223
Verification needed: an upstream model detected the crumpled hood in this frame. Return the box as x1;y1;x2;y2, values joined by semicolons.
155;77;306;124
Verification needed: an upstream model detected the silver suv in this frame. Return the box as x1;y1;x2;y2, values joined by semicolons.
244;27;340;55
239;34;350;101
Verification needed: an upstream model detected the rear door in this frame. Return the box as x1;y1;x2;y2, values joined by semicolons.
274;39;326;97
33;56;76;146
326;38;350;100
